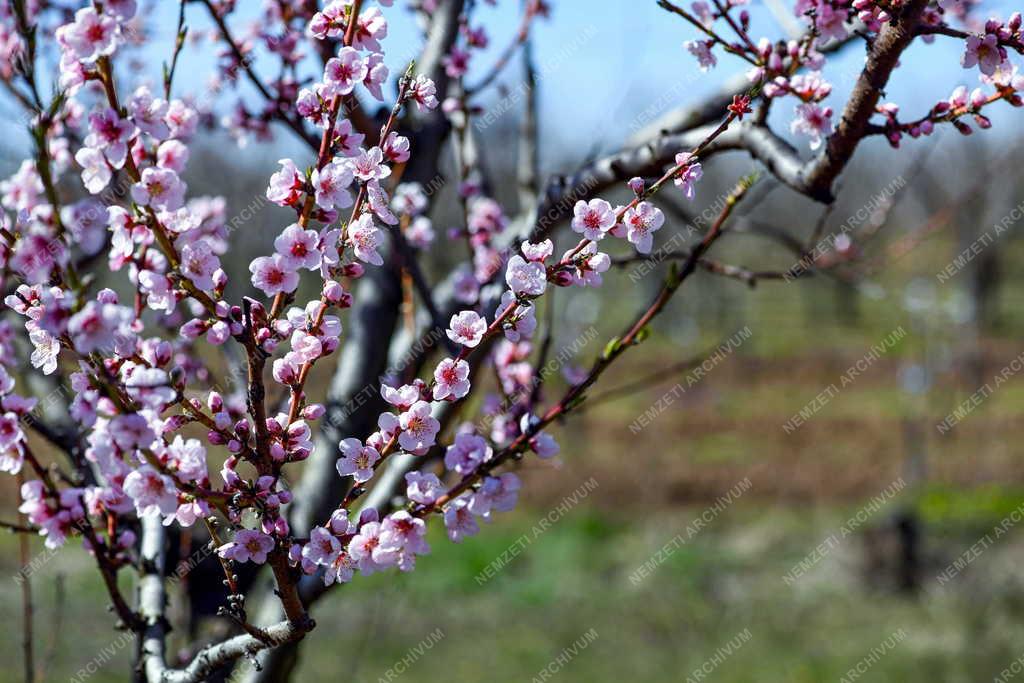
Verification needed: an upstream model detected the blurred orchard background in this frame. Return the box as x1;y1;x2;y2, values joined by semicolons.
3;1;1024;681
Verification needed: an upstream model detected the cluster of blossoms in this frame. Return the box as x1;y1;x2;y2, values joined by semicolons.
0;0;708;588
864;11;1024;145
0;5;24;81
0;3;1020;666
678;0;1023;149
961;14;1023;76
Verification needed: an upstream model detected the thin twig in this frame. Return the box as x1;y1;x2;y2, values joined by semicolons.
163;1;188;99
198;0;319;150
418;174;758;514
582;350;715;409
466;1;540;94
17;470;34;683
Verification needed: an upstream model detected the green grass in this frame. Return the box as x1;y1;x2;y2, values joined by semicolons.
917;484;1024;527
5;231;1024;682
6;498;1024;683
286;502;1024;683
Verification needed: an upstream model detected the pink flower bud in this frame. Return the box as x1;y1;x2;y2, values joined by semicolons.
155;341;172;365
180;319;207;340
208;392;223;413
442;97;461;114
214;412;232;431
164;415;189;432
270;442;287;461
359;508;379;525
552;270;575;287
117;530;137;548
970;88;988;109
302;403;326;420
288;542;303;564
323;280;345;302
206;321;230;345
248;300;266;320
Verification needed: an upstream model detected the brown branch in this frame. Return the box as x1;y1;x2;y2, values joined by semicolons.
386;223;453;348
657;0;760;66
163;1;188;100
1;519;37;534
22;412;78;459
581;347;718;409
81;517;143;631
698;258;800;286
917;23;1024;54
611;248;805;287
198;0;320;150
421;174;757;514
803;0;929;200
227;1;947;679
532;14;933;228
23;439;140;634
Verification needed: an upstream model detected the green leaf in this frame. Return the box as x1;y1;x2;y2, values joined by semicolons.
602;337;622;360
667;261;682;288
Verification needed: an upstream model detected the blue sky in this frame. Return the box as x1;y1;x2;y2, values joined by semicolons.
156;1;1019;162
2;1;1019;168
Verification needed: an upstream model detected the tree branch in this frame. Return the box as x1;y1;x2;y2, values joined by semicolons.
198;0;320;150
803;0;929;200
138;516;169;683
